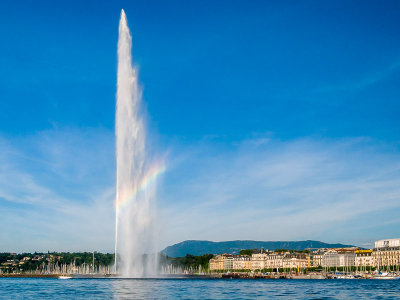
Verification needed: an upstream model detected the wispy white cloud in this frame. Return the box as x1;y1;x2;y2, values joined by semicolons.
0;128;116;252
1;128;399;252
160;136;400;248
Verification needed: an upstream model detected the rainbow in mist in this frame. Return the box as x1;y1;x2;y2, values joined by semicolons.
115;161;166;213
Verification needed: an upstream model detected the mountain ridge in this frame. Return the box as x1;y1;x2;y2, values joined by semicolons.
161;240;356;257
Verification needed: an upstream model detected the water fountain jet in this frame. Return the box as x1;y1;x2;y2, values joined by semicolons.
114;9;161;278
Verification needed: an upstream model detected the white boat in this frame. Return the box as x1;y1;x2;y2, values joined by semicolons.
372;276;400;280
372;272;400;280
58;275;73;279
337;274;355;279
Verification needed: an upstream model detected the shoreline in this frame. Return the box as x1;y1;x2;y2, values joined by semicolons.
0;273;391;280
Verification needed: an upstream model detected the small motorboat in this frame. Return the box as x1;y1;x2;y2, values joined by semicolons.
58;275;73;279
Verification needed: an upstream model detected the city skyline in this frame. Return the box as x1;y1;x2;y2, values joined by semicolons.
0;0;400;252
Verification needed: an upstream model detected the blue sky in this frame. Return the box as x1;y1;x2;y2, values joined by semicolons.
0;0;399;252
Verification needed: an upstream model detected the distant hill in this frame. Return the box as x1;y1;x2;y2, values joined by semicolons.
161;240;356;257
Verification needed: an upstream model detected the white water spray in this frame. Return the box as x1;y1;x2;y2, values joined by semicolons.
115;9;159;277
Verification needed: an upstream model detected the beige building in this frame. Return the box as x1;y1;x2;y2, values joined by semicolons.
265;252;283;269
311;249;325;267
224;255;234;270
251;253;268;270
322;249;356;267
232;256;252;270
373;238;400;269
282;254;308;269
355;250;374;267
210;251;310;272
209;254;226;271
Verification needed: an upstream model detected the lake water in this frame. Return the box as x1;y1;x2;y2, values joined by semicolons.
0;278;399;299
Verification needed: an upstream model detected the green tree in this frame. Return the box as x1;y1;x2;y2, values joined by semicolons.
239;249;254;256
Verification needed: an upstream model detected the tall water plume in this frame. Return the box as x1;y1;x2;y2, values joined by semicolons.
115;9;159;277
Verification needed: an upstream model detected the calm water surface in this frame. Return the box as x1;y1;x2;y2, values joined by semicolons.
0;278;399;299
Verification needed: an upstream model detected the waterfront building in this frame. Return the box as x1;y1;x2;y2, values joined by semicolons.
322;250;338;267
373;238;400;269
232;256;251;270
282;253;308;269
337;250;355;267
251;253;268;270
355;250;374;267
265;252;283;269
322;249;355;267
375;238;400;249
209;246;370;272
224;255;234;270
311;249;325;267
209;254;226;271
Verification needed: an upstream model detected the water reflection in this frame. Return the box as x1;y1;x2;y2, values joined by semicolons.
1;278;400;299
